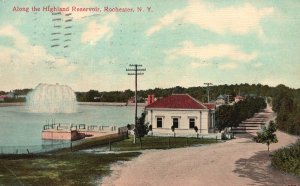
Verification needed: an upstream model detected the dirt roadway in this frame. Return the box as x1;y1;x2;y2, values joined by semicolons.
101;111;300;186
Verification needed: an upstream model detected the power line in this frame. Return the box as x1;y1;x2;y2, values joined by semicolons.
126;64;146;143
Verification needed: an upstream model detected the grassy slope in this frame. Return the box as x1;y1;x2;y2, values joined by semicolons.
0;136;218;185
272;140;300;177
0;152;140;186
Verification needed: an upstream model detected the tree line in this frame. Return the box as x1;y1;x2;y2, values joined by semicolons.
75;83;277;103
0;83;281;103
1;84;299;136
272;85;300;135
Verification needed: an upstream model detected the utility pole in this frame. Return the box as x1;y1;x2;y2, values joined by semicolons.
126;64;146;144
204;83;213;103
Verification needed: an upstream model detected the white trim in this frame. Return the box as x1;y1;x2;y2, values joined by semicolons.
171;116;181;119
145;108;209;111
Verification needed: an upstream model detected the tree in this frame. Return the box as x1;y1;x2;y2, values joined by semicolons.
86;90;101;102
135;111;148;138
253;121;278;152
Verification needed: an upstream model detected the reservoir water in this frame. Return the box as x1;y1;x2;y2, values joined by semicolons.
0;105;143;147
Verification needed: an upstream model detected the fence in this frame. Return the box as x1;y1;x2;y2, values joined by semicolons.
0;133;221;155
0;132;129;155
0;141;71;155
79;135;220;153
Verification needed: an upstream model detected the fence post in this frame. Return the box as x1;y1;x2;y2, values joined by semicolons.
168;137;170;148
216;136;217;142
140;138;142;150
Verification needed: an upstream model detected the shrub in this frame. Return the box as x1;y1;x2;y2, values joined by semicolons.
271;140;300;176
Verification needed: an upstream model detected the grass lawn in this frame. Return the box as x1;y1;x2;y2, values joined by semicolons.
0;152;140;186
111;136;218;151
0;136;219;185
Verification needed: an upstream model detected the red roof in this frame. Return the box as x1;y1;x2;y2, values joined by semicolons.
203;103;216;109
146;94;208;109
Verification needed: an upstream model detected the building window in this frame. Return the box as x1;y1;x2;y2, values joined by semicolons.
157;117;162;128
189;118;195;129
173;118;179;128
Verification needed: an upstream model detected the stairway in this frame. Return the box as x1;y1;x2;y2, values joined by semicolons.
231;113;268;134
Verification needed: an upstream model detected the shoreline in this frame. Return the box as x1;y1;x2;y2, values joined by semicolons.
0;102;25;107
0;102;147;107
78;102;147;107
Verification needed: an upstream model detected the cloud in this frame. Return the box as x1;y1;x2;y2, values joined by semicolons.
0;25;27;50
81;14;118;44
191;62;210;68
147;0;274;36
0;25;78;90
253;62;263;68
0;25;76;68
219;63;238;70
166;41;257;62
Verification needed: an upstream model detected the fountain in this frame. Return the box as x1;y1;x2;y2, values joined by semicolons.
26;83;77;113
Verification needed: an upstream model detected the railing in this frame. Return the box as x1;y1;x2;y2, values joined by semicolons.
0;141;71;154
0;132;129;155
0;133;221;155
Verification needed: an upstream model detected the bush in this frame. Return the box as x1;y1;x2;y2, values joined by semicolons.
271;140;300;176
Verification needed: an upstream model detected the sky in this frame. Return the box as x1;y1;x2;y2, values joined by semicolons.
0;0;299;92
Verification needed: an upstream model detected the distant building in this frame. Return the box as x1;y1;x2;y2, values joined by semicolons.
127;97;135;104
0;95;6;102
145;94;216;136
128;96;144;104
234;96;244;103
6;91;15;98
16;95;27;99
215;95;226;105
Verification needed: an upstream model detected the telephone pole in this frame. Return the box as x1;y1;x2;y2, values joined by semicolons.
126;64;146;143
204;83;213;103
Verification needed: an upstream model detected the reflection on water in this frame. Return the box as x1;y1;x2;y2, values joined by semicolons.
0;105;143;146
